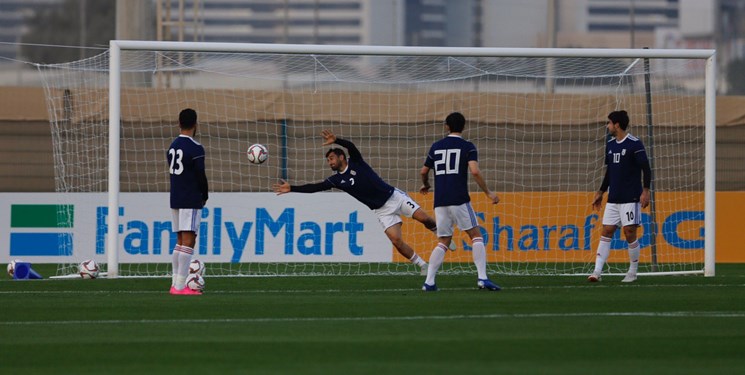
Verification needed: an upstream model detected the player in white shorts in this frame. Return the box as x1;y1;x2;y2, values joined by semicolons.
167;108;208;295
373;188;420;229
589;110;652;283
420;112;501;291
433;204;480;238
273;130;438;276
602;202;641;228
172;208;201;233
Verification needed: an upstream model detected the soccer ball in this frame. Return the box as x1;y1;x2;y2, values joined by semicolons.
79;259;100;279
189;259;206;276
7;259;20;278
185;273;205;291
247;143;268;164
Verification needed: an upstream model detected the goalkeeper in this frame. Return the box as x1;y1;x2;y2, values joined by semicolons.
273;129;437;275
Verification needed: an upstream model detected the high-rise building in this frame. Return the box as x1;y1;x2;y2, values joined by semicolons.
160;0;366;44
160;0;479;47
584;0;679;33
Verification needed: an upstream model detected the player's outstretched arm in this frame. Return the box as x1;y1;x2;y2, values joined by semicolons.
272;179;291;195
274;178;335;194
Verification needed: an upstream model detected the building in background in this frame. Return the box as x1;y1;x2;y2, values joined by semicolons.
0;0;62;60
2;0;745;92
156;0;479;47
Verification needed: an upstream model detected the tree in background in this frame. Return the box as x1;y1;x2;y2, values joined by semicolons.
20;0;115;63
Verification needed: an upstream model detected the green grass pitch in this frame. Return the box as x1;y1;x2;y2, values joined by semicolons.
1;264;744;374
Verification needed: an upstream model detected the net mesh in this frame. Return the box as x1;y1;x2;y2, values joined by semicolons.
37;47;707;277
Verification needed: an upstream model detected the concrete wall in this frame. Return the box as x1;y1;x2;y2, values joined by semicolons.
2;118;743;193
1;87;743;193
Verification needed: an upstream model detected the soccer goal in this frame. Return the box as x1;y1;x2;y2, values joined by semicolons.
37;41;716;278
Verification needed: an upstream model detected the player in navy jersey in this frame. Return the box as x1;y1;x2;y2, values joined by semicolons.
589;110;652;283
167;108;208;295
272;129;437;274
419;112;501;291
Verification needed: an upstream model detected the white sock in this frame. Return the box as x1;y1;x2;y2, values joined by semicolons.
171;245;182;287
471;237;487;280
409;253;427;268
593;236;612;274
174;246;194;290
628;240;640;274
425;244;447;285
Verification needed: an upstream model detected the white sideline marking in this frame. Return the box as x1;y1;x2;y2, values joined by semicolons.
1;311;744;326
0;283;743;295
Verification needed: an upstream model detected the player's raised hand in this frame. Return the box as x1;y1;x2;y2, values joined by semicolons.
321;129;337;146
272;179;291;195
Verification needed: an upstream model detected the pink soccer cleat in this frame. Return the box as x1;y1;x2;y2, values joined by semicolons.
175;287;202;295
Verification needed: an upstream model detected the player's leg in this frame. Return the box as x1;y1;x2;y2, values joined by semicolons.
589;225;616;281
171;238;182;289
398;189;454;251
172;209;201;294
620;203;642;282
170;209;181;292
411;207;437;232
621;225;640;282
464;226;499;291
383;221;428;274
173;232;196;291
454;203;486;279
453;203;499;291
379;191;429;273
423;243;446;291
423;207;452;290
590;203;620;282
398;188;436;232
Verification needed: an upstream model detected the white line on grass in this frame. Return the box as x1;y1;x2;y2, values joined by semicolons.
1;311;744;326
1;283;743;295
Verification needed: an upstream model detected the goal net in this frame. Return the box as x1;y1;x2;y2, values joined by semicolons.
37;42;715;278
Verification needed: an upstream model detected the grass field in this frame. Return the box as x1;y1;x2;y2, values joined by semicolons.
1;264;744;375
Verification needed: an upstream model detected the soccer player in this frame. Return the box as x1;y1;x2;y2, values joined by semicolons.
419;112;501;292
167;108;208;295
272;129;435;275
588;110;652;283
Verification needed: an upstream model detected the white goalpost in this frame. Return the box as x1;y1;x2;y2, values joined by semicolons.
38;41;716;278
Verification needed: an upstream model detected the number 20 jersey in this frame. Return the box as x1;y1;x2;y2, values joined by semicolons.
424;135;478;208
